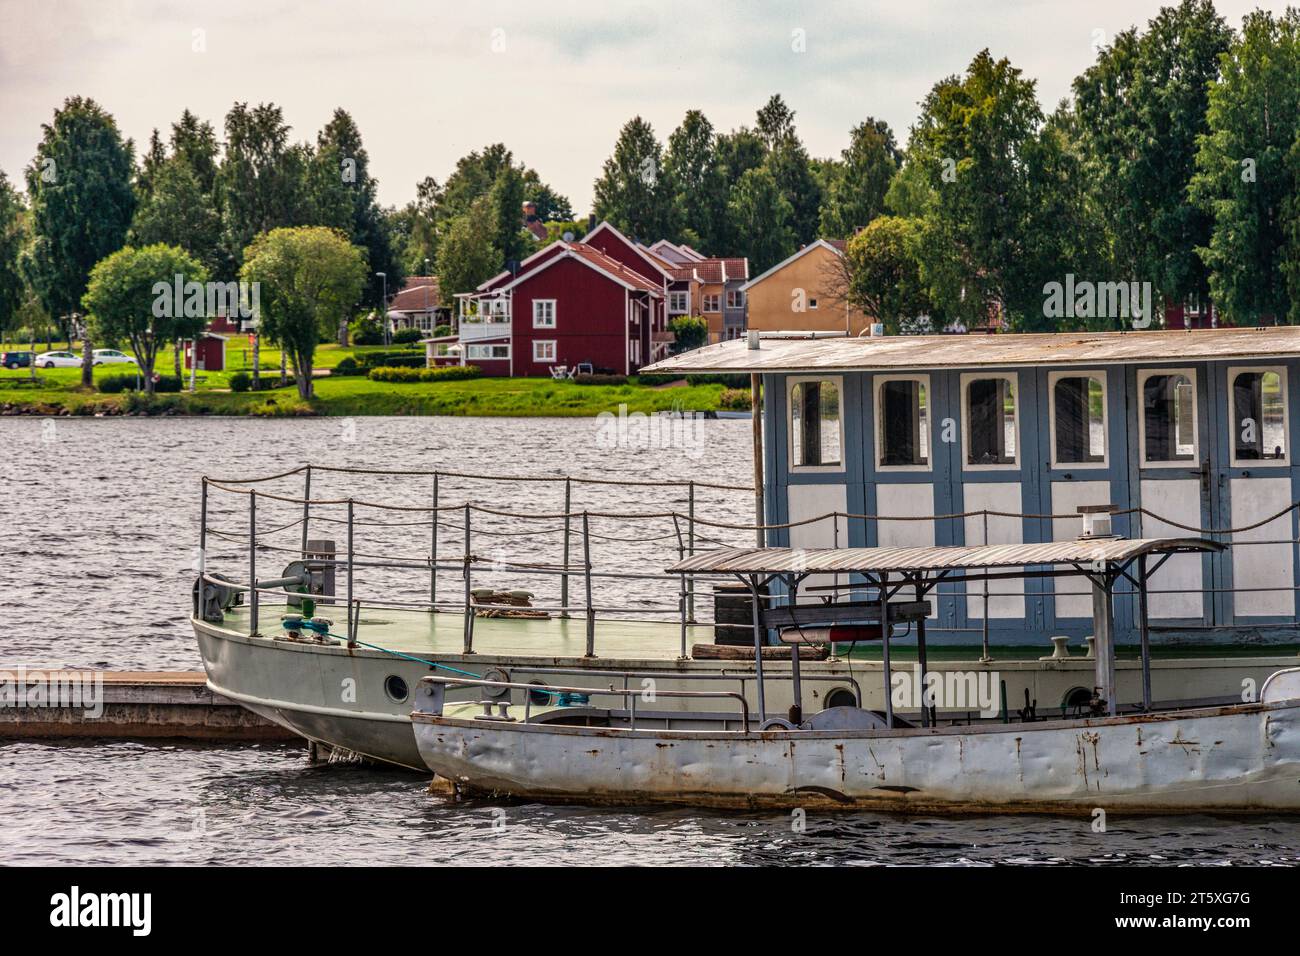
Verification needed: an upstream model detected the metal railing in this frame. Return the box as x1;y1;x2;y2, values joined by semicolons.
197;464;1300;662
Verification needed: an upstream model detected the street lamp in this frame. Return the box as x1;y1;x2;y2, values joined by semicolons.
375;271;388;347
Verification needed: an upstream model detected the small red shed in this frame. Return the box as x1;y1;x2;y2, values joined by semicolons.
184;334;227;371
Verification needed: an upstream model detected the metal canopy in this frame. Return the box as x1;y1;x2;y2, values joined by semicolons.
667;538;1221;576
639;326;1300;375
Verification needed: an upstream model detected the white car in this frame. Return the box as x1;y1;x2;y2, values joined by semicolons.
93;348;138;366
36;351;82;368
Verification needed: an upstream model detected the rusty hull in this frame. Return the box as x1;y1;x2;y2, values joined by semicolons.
413;699;1300;813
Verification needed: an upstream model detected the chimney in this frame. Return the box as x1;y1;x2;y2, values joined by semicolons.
587;213;597;234
522;200;538;223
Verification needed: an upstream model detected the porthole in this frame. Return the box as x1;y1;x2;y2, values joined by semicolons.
824;687;858;709
384;674;409;703
527;681;552;706
1063;686;1092;711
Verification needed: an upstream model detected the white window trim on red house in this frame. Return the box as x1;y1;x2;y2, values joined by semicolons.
533;340;557;363
533;299;557;328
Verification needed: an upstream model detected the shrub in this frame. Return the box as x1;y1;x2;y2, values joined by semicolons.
433;324;452;338
229;372;251;392
573;373;627;386
719;387;752;410
333;356;362;376
687;373;751;388
348;315;384;345
633;373;681;386
97;373;138;394
392;327;425;344
357;350;426;369
668;315;708;353
367;365;482;383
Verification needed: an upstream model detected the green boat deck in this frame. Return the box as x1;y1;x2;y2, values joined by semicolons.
221;604;711;661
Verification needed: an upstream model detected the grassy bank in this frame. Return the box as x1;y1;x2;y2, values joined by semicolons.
0;342;733;417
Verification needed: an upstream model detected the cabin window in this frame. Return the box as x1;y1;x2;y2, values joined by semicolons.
1230;368;1287;464
1051;373;1106;465
876;376;929;468
1140;371;1196;463
789;378;843;469
963;375;1017;466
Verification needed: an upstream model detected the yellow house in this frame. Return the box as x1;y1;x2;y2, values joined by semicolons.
741;239;872;336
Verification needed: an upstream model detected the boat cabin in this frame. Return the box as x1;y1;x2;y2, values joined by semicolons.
642;327;1300;647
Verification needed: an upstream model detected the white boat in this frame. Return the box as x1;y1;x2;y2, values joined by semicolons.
411;539;1300;811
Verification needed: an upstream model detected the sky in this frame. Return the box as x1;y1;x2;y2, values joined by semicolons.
0;0;1287;215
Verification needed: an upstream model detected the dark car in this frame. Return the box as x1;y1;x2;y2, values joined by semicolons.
1;350;34;369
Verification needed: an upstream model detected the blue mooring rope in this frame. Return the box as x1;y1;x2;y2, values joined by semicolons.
279;617;480;679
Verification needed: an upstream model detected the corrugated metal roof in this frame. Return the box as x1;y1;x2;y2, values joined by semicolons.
640;327;1300;375
667;538;1221;575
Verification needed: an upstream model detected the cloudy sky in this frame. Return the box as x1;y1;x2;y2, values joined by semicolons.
0;0;1284;214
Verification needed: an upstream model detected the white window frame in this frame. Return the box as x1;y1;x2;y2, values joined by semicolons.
1228;365;1289;468
1048;369;1108;469
466;343;510;361
727;290;745;309
1137;367;1199;467
532;299;556;329
874;374;931;472
533;340;556;363
702;293;721;313
786;374;846;474
959;371;1021;471
667;291;689;314
807;297;819;310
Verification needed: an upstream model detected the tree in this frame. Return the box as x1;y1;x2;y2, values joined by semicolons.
592;117;675;240
843;216;932;333
819;119;900;238
663;110;728;251
22;96;136;347
130;159;222;271
756;94;797;149
488;163;529;267
239;227;366;399
1075;0;1232;306
81;244;207;396
905;51;1051;326
668;315;708;353
308;108;403;308
727;167;795;273
1191;9;1300;324
0;172;24;342
169;109;219;195
435;196;500;300
765;139;822;244
216;102;309;268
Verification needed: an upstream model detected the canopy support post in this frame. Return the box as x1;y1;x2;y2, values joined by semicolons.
786;573;803;725
747;573;767;724
1138;555;1152;712
751;373;764;548
1091;568;1117;716
915;574;930;728
880;571;894;729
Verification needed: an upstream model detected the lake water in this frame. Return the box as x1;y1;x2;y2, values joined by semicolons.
2;416;1298;866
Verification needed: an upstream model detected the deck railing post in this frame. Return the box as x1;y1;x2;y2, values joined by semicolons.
345;498;354;640
980;510;992;663
248;491;258;636
687;481;696;622
583;511;595;657
463;504;475;654
748;575;767;723
560;478;572;618
1137;555;1152;711
300;465;311;557
430;472;439;612
880;572;893;729
198;478;208;579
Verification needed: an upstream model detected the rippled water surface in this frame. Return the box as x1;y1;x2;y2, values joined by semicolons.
2;417;1299;866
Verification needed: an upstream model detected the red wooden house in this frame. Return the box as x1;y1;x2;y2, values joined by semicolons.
430;222;672;377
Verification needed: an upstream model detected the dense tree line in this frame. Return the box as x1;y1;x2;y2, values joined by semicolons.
1;1;1298;348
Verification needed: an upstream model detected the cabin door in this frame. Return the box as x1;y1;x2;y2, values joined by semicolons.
1211;362;1296;625
1036;368;1127;627
1132;364;1219;625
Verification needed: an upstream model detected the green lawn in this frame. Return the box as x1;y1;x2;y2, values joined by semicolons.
0;339;727;417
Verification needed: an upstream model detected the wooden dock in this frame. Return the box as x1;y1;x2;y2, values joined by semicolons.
0;670;299;742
